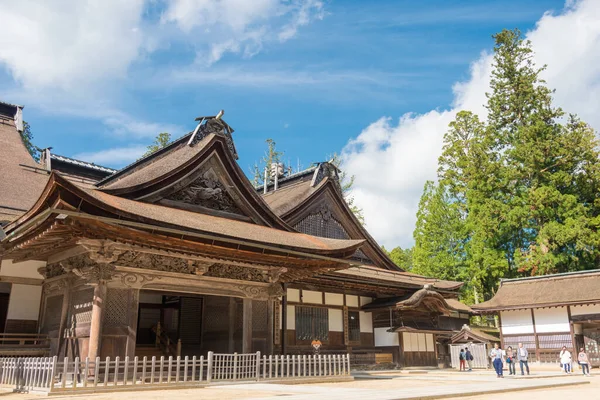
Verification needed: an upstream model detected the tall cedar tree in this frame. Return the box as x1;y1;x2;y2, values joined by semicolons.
412;29;600;302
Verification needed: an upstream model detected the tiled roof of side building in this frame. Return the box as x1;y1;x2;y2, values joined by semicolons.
50;153;117;174
472;269;600;311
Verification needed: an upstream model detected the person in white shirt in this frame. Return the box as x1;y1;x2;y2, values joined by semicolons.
490;344;504;378
560;346;572;374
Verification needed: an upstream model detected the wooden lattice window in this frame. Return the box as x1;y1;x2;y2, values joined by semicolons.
296;306;328;341
294;214;349;240
348;311;360;342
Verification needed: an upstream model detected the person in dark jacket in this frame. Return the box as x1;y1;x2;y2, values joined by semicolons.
465;348;474;371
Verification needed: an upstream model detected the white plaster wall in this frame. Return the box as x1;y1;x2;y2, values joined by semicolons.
501;310;534;335
324;293;344;306
286;305;295;330
6;284;42;320
287;288;300;302
571;304;600;316
534;307;570;333
1;259;45;279
302;290;322;304
359;311;373;333
346;295;359;307
329;309;343;332
360;296;372;306
374;327;399;347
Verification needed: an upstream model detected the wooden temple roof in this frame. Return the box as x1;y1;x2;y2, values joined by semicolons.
260;163;402;271
449;325;499;344
361;287;472;314
0;103;48;224
472;269;600;312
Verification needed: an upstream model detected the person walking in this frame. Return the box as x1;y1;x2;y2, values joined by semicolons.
506;346;516;375
517;342;530;375
490;344;504;378
578;348;591;376
459;348;466;371
560;346;572;374
465;348;474;371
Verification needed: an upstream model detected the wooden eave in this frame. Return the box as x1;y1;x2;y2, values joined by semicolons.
280;179;401;271
98;134;292;231
1;174;364;281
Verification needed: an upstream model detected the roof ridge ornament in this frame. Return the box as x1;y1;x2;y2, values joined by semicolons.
188;110;239;159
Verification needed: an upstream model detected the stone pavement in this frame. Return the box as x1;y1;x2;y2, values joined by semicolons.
9;370;592;400
211;374;590;400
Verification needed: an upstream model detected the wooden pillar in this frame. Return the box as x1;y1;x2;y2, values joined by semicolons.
567;306;576;351
88;281;107;360
242;298;253;353
266;299;274;355
281;284;288;355
497;312;504;348
56;281;71;358
125;289;139;358
531;309;540;362
228;297;236;353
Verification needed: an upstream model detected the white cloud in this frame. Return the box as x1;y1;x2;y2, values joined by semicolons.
73;145;147;167
343;0;600;249
161;0;324;64
0;0;145;90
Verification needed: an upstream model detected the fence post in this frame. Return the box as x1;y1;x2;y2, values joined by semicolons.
232;353;238;380
49;356;57;391
346;353;351;375
255;351;261;382
206;351;213;383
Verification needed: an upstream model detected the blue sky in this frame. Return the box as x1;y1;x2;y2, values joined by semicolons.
3;0;597;248
0;0;563;171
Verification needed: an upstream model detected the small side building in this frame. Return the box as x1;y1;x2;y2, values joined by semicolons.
472;270;600;367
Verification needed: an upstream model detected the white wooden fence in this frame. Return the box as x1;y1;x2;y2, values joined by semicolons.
449;343;490;369
0;352;350;393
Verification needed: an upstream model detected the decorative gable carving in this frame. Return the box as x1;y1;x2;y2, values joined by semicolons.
165;168;244;216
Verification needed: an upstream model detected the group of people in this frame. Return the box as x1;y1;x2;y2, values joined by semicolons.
559;346;592;376
489;343;530;378
458;348;474;371
487;343;592;377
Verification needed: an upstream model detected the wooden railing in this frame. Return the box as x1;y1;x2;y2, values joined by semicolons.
0;352;351;393
151;322;181;357
0;334;50;357
0;334;49;347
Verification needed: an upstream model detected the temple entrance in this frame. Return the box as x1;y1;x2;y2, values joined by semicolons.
135;290;271;358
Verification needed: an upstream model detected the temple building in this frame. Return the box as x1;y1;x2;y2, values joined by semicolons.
0;101;471;367
472;270;600;367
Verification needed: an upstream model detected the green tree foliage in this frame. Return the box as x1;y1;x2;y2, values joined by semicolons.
383;246;413;270
20;121;39;162
330;153;365;225
252;138;285;187
142;132;172;158
413;29;600;302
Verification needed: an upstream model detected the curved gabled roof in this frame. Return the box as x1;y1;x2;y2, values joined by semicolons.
97;131;294;230
262;165;402;271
